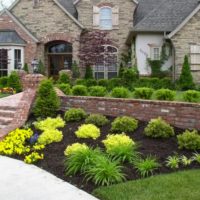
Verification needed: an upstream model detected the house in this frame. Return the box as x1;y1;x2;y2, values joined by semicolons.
0;0;200;83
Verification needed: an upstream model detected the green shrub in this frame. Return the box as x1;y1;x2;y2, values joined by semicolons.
23;63;29;73
111;87;129;98
180;155;193;166
85;79;97;87
85;154;126;186
72;85;88;96
38;60;45;75
98;79;109;88
0;76;8;87
8;71;22;92
177;130;200;150
183;90;200;103
133;156;160;177
64;108;87;122
89;86;107;97
75;79;86;86
72;61;80;78
85;114;109;127
155;89;176;101
57;83;71;95
33;79;60;118
192;153;200;164
144;117;174;138
159;78;174;89
111;116;138;133
122;68;138;88
118;63;125;78
108;78;123;90
58;73;70;84
85;66;93;79
75;124;100;139
134;87;154;99
166;155;180;169
102;133;138;163
64;143;89;156
178;55;195;90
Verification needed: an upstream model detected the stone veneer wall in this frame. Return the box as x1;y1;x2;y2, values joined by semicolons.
171;10;200;83
60;96;200;130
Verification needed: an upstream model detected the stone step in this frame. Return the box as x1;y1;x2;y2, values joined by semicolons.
0;124;7;130
0;106;17;111
0;117;13;126
0;110;15;118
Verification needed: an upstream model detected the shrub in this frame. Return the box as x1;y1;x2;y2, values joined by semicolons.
98;79;109;88
159;78;174;89
23;63;29;73
72;85;88;96
37;129;63;145
102;133;137;162
111;116;138;133
122;68;138;88
72;61;80;78
85;65;93;79
178;55;195;90
166;155;180;169
85;79;97;87
34;117;65;131
133;156;160;177
134;87;154;99
85;114;109;127
89;86;107;97
64;108;87;122
144;117;174;138
155;89;176;101
111;87;129;98
57;83;71;95
24;152;44;164
64;143;89;156
64;147;102;175
177;130;200;150
75;124;100;139
33;79;60;118
58;73;70;84
75;79;86;86
183;90;200;103
108;78;123;90
118;63;125;78
0;76;8;87
180;155;193;166
8;71;22;92
192;153;200;164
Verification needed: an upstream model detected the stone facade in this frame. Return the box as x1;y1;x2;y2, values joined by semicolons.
171;10;200;83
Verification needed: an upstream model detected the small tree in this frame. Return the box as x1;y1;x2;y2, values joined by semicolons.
33;79;60;118
23;63;29;73
38;60;45;75
178;55;195;90
72;61;80;78
8;71;22;92
84;66;93;79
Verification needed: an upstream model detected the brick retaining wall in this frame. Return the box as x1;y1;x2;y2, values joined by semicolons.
60;96;200;130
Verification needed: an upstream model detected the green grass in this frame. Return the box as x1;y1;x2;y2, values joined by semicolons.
93;170;200;200
0;94;9;98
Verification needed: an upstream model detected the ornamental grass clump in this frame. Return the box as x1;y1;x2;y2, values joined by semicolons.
134;87;154;99
111;116;138;133
75;124;100;139
166;155;180;169
64;108;87;122
102;133;138;162
177;130;200;150
85;114;109;127
64;143;89;156
144;117;174;138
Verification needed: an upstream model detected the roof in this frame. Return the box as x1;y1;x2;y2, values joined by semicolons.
134;0;199;32
0;30;26;45
58;0;78;18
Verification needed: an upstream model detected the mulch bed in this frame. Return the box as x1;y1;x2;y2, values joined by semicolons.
15;113;200;193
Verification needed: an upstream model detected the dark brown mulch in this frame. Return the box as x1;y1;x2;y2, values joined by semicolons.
15;114;200;193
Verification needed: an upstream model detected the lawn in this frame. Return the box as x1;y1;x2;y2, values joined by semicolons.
93;169;200;200
0;94;9;98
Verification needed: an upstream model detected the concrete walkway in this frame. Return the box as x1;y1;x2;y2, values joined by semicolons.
0;156;99;200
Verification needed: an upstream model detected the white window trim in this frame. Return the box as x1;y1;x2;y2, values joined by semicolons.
190;45;200;71
150;46;161;61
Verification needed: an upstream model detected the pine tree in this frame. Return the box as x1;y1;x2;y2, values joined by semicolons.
84;65;93;79
178;55;195;90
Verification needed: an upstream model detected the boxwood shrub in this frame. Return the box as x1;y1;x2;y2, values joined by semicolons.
64;108;87;122
98;79;109;88
134;87;154;99
155;89;176;101
89;86;107;97
72;85;88;96
108;78;123;90
144;117;175;138
57;83;71;95
85;114;109;127
85;79;98;87
183;90;200;103
111;87;129;98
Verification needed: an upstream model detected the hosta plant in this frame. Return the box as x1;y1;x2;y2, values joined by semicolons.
75;124;100;139
133;156;160;177
85;114;109;127
64;143;89;156
111;116;138;133
102;133;138;162
166;155;180;169
180;155;193;166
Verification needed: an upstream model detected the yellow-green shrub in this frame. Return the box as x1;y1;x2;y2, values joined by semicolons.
37;129;63;145
0;129;33;156
75;124;100;139
64;143;89;156
24;152;44;164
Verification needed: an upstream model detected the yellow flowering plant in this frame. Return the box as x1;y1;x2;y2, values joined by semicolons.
24;152;44;164
75;124;100;139
64;143;89;156
102;133;138;162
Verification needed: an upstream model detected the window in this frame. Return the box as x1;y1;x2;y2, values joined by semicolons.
100;7;112;29
94;45;118;79
151;47;160;60
0;49;8;77
190;45;200;71
14;49;21;69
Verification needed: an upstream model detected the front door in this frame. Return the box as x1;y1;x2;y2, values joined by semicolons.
0;49;8;77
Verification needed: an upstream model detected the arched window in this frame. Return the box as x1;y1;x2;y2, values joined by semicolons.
48;42;72;53
99;7;112;29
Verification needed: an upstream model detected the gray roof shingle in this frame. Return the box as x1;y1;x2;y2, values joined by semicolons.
58;0;78;18
134;0;199;32
0;30;26;45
